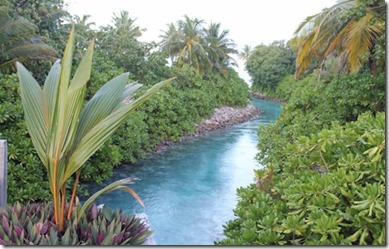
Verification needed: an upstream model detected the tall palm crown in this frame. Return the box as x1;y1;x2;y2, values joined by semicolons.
239;44;253;63
160;23;184;64
160;15;238;76
0;5;57;72
294;0;385;79
203;22;238;75
112;11;144;39
176;15;211;75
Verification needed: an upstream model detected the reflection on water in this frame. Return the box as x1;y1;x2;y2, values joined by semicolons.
83;99;281;245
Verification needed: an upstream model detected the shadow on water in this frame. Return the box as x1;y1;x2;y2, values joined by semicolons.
82;99;281;245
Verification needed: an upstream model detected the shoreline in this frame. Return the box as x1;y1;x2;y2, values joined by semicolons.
153;103;261;153
252;92;285;103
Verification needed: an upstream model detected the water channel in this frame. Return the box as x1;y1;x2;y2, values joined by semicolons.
85;99;281;245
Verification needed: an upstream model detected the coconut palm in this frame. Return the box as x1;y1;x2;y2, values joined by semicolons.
0;5;57;72
177;15;211;75
159;23;184;64
112;10;145;39
239;44;253;63
203;22;238;75
294;0;385;79
16;25;172;231
160;15;211;76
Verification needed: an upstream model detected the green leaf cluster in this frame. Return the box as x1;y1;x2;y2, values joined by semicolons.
0;202;151;245
1;49;251;203
0;73;51;203
246;41;295;93
218;69;385;245
217;111;385;245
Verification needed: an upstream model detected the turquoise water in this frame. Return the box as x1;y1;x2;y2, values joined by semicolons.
84;99;281;245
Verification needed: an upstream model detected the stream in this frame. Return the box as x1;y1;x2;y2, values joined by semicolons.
84;99;281;245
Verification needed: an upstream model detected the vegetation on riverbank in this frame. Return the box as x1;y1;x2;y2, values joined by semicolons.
218;0;385;245
0;1;250;204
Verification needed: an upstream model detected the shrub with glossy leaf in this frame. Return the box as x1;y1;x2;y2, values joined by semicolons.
0;202;151;245
217;112;385;245
0;74;51;203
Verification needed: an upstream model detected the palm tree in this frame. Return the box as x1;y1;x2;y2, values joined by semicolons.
177;15;211;75
112;10;145;39
159;23;184;64
160;15;211;76
0;5;57;72
239;44;253;63
294;0;385;79
203;22;238;75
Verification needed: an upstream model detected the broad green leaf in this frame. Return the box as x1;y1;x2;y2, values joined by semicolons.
64;78;174;184
74;72;129;145
16;62;48;167
43;60;61;137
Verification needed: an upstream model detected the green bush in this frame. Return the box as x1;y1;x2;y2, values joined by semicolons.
1;53;251;202
81;65;250;187
0;74;51;203
217;112;385;245
257;72;385;167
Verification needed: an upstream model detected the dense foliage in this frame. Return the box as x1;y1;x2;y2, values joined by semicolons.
160;15;238;76
246;41;295;93
0;4;57;73
81;65;250;184
217;111;385;245
217;70;385;245
0;1;251;203
0;202;151;245
0;74;51;202
293;0;385;78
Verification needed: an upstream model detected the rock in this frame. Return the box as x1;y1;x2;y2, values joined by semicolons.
195;103;261;133
152;103;261;153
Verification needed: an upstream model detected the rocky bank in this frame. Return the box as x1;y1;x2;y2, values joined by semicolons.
154;104;261;153
194;104;260;133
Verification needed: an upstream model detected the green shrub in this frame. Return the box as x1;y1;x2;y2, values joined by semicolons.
1;55;251;203
0;202;152;245
217;112;385;245
257;72;385;167
0;74;51;203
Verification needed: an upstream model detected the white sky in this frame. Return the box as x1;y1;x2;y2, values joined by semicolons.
63;0;337;83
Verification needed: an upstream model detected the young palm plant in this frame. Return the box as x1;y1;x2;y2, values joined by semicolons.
16;25;173;231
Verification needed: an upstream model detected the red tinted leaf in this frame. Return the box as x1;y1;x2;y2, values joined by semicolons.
14;226;23;237
2;217;9;234
91;205;97;220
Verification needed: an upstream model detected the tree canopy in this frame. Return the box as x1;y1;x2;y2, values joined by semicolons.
294;0;385;78
246;41;295;92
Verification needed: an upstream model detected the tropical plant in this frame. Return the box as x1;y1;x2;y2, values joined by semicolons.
246;41;295;93
111;11;144;39
160;23;184;64
202;22;238;76
8;0;69;51
217;112;385;245
0;202;151;245
160;15;211;76
16;25;173;231
0;5;57;72
294;0;385;79
239;44;253;63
